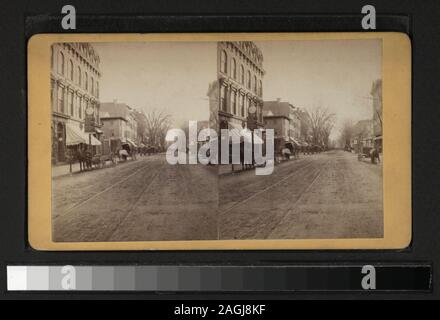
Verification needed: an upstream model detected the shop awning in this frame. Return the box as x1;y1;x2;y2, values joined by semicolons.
289;137;301;146
126;138;138;148
66;123;101;146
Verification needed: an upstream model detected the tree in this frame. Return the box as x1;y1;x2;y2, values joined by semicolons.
144;109;172;150
339;119;355;149
306;106;336;147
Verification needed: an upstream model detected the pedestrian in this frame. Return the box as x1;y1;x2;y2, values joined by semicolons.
370;148;380;164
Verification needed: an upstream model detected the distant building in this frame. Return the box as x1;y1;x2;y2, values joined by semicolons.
350;119;374;153
371;79;383;152
51;43;101;163
217;42;265;131
100;101;138;144
263;99;302;152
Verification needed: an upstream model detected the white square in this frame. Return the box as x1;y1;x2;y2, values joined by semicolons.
7;266;27;291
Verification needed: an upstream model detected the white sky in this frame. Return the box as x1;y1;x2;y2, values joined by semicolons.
93;39;381;139
93;42;216;127
257;39;382;139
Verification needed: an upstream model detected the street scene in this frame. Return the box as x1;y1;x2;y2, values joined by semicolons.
50;39;383;242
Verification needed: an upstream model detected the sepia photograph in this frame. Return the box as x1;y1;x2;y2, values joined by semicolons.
48;38;383;242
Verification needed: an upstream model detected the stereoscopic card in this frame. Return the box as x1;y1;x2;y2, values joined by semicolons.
27;32;411;250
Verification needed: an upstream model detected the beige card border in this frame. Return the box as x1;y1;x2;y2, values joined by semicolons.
28;32;411;251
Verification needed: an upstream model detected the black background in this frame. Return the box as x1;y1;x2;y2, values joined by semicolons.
0;0;439;300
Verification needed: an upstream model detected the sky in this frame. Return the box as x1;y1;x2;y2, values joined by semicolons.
93;39;381;139
93;42;216;127
256;39;382;140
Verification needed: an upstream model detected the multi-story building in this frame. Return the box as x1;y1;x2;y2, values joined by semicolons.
217;42;265;131
100;101;138;144
263;99;302;152
371;79;383;152
51;43;101;163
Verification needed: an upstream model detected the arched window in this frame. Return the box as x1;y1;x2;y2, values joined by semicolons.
69;60;74;81
240;65;245;84
231;91;237;115
231;58;237;79
58;52;64;75
220;50;228;74
253;75;257;93
247;71;251;89
84;72;88;90
77;66;81;86
220;86;227;112
78;96;82;119
240;95;245;117
91;76;94;94
259;80;263;96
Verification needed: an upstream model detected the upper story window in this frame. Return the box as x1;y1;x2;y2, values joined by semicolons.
253;75;257;93
84;72;88;91
68;60;74;81
247;71;251;89
220;86;227;112
91;76;94;94
240;65;245;84
77;66;81;86
220;50;228;74
231;58;237;79
58;52;64;75
259;80;263;96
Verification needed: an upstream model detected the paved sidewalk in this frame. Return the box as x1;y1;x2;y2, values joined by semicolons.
51;162;82;178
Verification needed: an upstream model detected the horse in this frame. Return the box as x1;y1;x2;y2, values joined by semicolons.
77;148;92;172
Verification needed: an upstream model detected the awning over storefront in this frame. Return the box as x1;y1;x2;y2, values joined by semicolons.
373;135;383;141
65;123;101;146
289;137;301;146
126;138;138;148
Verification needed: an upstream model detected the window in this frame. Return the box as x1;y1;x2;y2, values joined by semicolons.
77;66;81;86
78;96;82;119
259;80;263;96
69;91;74;116
57;86;64;113
67;60;73;81
58;52;64;75
220;86;227;112
220;50;228;74
247;71;251;89
231;91;237;115
240;95;245;117
84;72;88;90
91;76;94;94
253;75;257;93
240;65;244;84
96;81;99;98
231;58;237;79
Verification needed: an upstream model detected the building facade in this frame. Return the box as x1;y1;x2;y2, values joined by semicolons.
371;79;383;152
263;100;302;142
217;42;265;131
100;101;138;143
51;43;101;163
